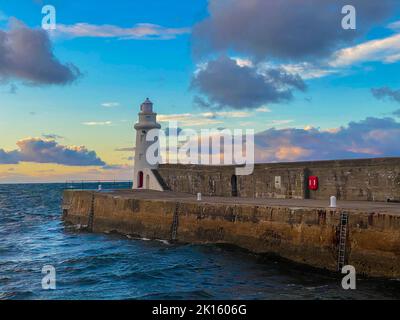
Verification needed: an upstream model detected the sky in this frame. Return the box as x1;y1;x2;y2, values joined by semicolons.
0;0;400;183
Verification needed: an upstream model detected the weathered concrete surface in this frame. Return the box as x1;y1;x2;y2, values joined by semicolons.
62;190;400;278
158;157;400;202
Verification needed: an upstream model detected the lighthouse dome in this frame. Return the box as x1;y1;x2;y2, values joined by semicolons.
140;98;153;113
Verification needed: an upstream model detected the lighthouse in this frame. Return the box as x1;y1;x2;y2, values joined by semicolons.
133;98;164;190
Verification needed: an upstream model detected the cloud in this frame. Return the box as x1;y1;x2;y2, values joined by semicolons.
191;55;306;110
158;109;255;127
0;138;105;166
0;149;19;164
371;86;400;103
56;23;190;40
369;86;400;121
42;133;64;140
158;113;223;127
257;29;400;80
0;163;133;183
154;117;400;164
254;117;400;162
101;102;120;107
233;57;253;68
278;62;338;80
255;106;271;113
201;111;251;118
251;28;400;81
0;19;81;85
388;20;400;31
82;121;112;126
192;0;394;60
330;33;400;67
102;164;127;170
269;120;294;126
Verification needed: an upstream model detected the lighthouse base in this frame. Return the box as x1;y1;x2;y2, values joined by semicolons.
133;168;166;191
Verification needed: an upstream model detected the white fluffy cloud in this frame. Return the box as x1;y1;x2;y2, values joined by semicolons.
101;102;120;108
82;121;112;126
330;33;400;67
56;23;190;40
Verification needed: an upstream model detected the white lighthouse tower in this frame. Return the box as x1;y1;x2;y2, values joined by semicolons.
133;98;164;190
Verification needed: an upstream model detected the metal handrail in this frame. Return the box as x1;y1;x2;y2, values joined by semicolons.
64;180;133;190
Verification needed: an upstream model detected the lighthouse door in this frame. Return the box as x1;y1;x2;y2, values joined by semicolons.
231;175;238;197
138;171;144;188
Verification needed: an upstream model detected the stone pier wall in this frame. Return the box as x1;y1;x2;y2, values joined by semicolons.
158;157;400;202
63;190;400;278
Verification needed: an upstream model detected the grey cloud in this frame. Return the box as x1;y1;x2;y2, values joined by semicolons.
0;19;81;85
0;149;20;164
193;0;394;60
371;87;400;103
191;56;306;110
42;133;64;140
193;95;212;109
254;117;400;162
0;138;105;166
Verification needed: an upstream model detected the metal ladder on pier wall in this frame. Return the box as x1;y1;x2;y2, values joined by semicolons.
87;193;95;232
171;202;179;241
337;211;349;271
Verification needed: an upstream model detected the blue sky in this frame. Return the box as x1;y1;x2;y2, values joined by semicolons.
0;0;400;182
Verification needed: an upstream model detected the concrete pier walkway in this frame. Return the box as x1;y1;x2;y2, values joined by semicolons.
103;189;400;214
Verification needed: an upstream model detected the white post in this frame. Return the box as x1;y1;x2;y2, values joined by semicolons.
197;193;202;201
98;184;102;191
330;196;337;208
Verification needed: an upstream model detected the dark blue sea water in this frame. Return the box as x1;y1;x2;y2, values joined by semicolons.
1;183;400;300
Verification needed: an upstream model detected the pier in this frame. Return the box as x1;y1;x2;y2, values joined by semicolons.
62;189;400;278
62;100;400;279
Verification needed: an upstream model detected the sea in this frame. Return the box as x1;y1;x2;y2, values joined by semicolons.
0;183;399;300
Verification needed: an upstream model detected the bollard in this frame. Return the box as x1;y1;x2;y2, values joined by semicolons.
330;196;337;208
197;193;202;201
98;184;102;191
